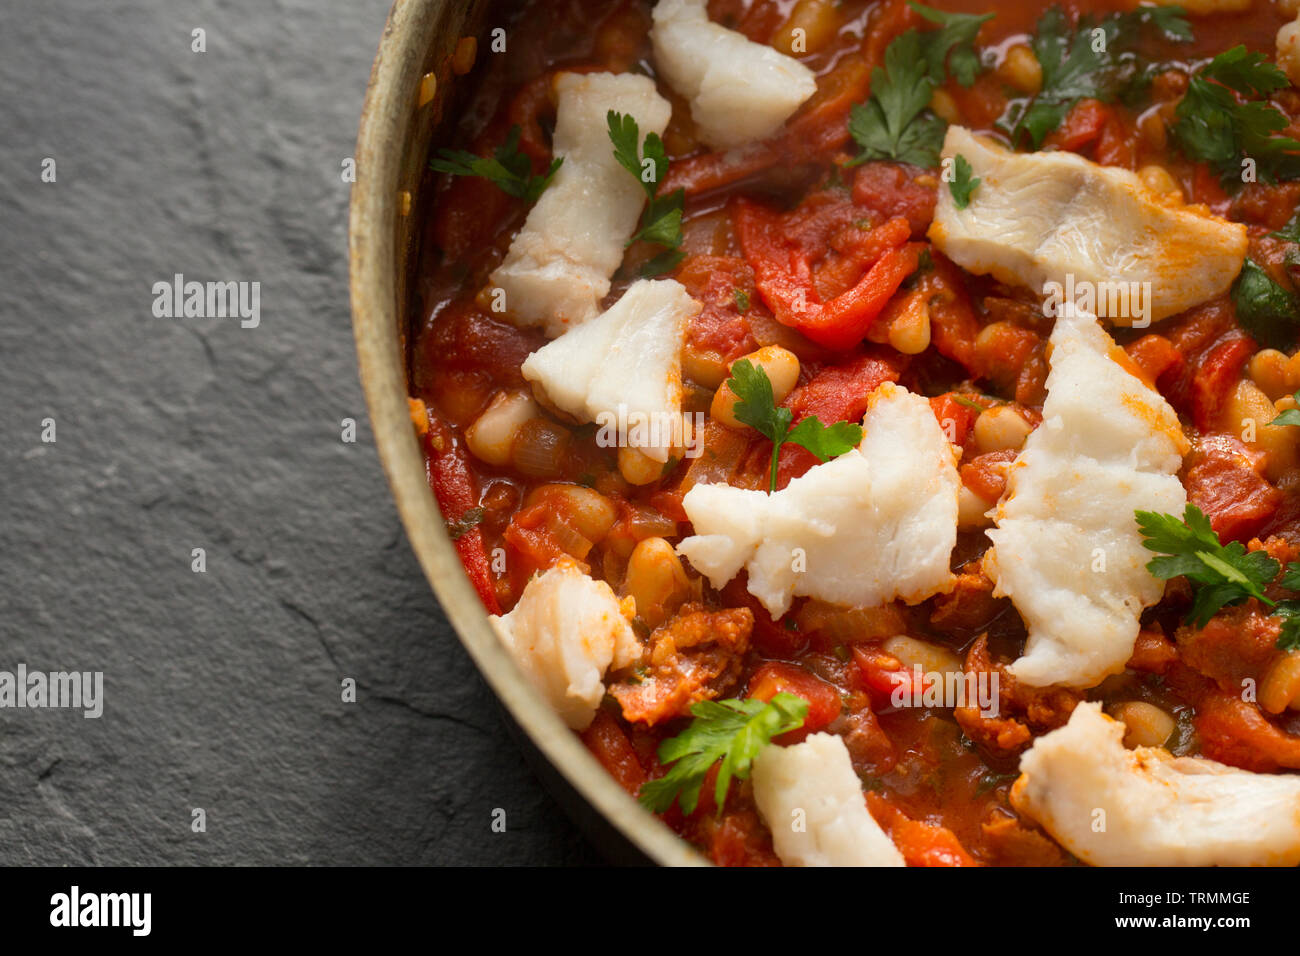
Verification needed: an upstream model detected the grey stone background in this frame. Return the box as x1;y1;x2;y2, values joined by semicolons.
0;0;600;865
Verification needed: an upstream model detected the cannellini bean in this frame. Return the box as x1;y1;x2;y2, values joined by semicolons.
683;344;730;389
882;635;964;677
1261;651;1300;714
1112;701;1176;748
775;0;841;55
625;537;690;628
526;483;618;543
1137;164;1182;201
928;88;960;124
998;43;1042;95
1250;348;1293;401
1138;106;1166;152
1221;378;1299;481
957;484;995;528
465;390;540;466
972;405;1033;454
712;346;801;429
1280;14;1300;86
1285;350;1300;394
887;297;931;355
619;445;666;486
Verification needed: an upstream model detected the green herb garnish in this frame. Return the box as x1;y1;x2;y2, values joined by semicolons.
637;694;808;816
608;110;685;276
1231;258;1300;351
1171;46;1300;187
1136;505;1277;627
948;154;979;208
1005;5;1191;149
1271;391;1300;428
847;4;992;168
430;125;561;202
725;359;864;493
446;506;485;541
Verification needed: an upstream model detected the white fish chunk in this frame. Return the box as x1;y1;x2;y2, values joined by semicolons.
753;732;905;867
677;383;959;617
489;72;671;337
984;307;1188;688
489;560;640;730
651;0;817;150
1012;702;1300;866
520;279;698;462
929;126;1247;324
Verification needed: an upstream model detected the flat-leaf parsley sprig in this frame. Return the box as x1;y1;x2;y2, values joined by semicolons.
1004;5;1192;149
638;693;808;816
725;359;864;493
429;125;562;202
607;110;686;276
947;154;979;208
1171;45;1300;186
848;3;992;168
1136;505;1300;649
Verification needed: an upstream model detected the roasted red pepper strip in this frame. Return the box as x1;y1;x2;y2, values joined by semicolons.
734;198;922;350
1191;333;1255;431
810;243;926;349
424;416;501;615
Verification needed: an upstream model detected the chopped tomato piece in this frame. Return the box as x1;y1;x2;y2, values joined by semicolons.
1195;691;1300;772
1046;99;1108;152
747;661;842;742
581;709;647;796
930;393;978;449
1124;333;1184;388
1191;334;1254;431
866;792;980;866
1183;435;1281;543
852;645;937;706
960;449;1017;503
851;164;938;238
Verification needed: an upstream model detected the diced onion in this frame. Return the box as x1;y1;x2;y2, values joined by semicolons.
511;418;571;478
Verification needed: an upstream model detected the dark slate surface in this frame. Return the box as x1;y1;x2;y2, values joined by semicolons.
0;0;602;865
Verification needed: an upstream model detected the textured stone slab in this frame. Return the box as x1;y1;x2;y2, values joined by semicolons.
0;0;601;865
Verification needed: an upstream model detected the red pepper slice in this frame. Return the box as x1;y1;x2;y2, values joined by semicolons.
424;417;501;615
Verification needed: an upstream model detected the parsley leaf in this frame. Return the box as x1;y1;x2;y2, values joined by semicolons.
1271;391;1300;427
729;358;792;444
948;153;979;208
726;359;864;492
1276;601;1300;651
1171;46;1300;187
848;4;992;170
1136;505;1278;627
733;288;751;313
637;694;808;816
1006;5;1192;149
445;506;485;541
1231;258;1300;351
848;31;945;168
785;417;865;461
429;125;562;203
608;111;685;277
1272;209;1300;243
908;2;994;88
